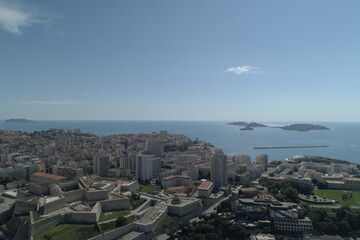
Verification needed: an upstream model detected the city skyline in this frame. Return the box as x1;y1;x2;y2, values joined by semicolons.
1;0;360;121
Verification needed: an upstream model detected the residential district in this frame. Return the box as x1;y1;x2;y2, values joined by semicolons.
1;129;360;240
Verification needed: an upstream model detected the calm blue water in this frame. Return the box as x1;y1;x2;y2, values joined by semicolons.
1;121;360;164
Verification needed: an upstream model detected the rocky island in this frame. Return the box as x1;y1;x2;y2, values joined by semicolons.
276;124;329;131
226;121;248;126
227;122;268;128
227;122;329;132
240;126;254;131
4;118;37;123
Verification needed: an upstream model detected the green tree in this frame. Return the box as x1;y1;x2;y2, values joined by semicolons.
115;216;127;227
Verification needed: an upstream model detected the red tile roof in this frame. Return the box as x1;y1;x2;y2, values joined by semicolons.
198;180;213;190
163;175;190;181
32;172;67;180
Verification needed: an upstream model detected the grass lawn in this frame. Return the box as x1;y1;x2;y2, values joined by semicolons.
139;184;161;194
99;215;136;232
314;189;360;206
99;210;131;222
34;224;99;240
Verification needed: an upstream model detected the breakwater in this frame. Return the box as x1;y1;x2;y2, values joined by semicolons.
253;145;329;149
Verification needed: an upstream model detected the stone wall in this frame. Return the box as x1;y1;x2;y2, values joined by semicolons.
92;202;102;222
14;221;30;240
31;213;66;237
167;199;201;217
13;200;38;215
66;212;97;223
85;190;108;201
42;197;66;215
100;198;130;212
63;188;85;203
88;223;137;240
59;181;78;191
0;208;13;225
29;183;49;196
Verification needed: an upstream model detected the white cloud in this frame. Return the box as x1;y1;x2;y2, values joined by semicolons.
16;101;82;105
226;65;261;75
0;1;60;35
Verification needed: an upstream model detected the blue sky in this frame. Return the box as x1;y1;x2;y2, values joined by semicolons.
1;0;360;121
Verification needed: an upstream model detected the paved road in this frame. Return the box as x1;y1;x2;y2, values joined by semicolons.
310;205;360;209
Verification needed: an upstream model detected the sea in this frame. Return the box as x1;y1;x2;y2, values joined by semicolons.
1;121;360;164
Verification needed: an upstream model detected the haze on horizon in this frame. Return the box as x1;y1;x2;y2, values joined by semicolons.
1;0;360;122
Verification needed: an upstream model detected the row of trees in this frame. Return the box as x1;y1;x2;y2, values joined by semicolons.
0;176;19;185
305;206;360;237
166;213;260;240
259;178;314;203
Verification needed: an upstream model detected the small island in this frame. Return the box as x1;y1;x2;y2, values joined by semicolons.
227;122;268;128
227;122;329;132
4;118;37;123
247;122;268;128
240;126;254;131
226;121;248;126
276;124;329;132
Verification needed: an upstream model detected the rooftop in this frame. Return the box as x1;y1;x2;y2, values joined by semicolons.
162;175;190;181
32;172;67;180
198;180;213;190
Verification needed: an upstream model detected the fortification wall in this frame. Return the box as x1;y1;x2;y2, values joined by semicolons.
121;181;140;191
135;199;152;212
0;208;13;225
92;202;102;222
85;190;108;201
14;221;30;240
43;197;66;215
13;200;38;215
31;213;66;237
66;212;97;223
59;181;78;191
29;183;49;196
100;198;130;212
63;188;85;203
167;200;201;217
136;207;168;233
88;223;137;240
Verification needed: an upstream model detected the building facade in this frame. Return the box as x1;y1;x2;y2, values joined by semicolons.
210;149;227;188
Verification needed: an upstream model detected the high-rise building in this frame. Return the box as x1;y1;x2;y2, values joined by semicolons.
136;154;161;181
256;154;268;171
145;139;164;158
233;154;251;164
93;153;111;177
211;149;228;188
120;154;137;173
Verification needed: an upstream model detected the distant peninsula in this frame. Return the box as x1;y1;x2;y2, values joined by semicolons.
4;118;37;123
275;124;330;132
227;122;329;132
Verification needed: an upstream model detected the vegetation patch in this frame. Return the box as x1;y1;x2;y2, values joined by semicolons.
34;224;100;240
139;184;161;194
99;210;131;222
306;206;360;237
157;215;179;229
314;190;360;207
201;198;215;208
